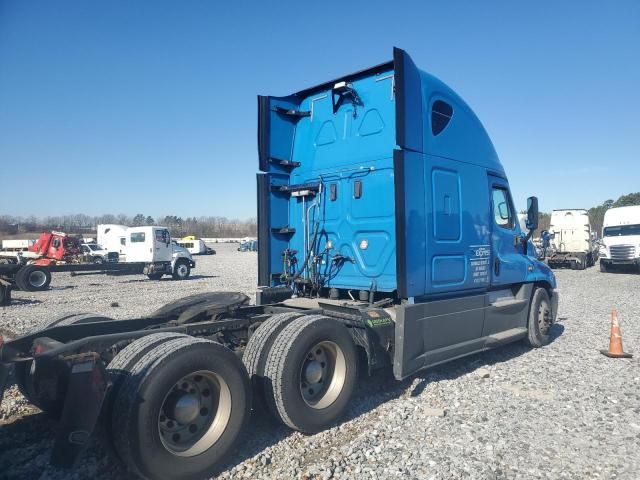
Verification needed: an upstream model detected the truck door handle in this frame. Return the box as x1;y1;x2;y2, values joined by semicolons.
494;257;501;276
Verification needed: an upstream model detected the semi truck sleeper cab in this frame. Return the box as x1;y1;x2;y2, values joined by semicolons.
258;47;558;379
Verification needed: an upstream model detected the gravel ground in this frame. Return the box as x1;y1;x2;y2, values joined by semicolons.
1;246;639;480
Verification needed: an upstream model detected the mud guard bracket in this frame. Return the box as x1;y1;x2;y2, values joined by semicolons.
51;352;109;468
0;363;8;403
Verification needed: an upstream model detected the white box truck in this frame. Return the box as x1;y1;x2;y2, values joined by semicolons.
546;209;597;269
599;205;640;272
98;224;195;280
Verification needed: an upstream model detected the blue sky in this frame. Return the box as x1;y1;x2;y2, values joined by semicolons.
1;1;638;219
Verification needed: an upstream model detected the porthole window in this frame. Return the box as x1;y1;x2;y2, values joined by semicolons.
431;100;453;136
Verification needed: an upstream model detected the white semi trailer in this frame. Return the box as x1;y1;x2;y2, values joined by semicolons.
546;209;597;269
599;205;640;272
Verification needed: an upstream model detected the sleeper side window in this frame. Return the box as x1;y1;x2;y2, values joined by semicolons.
130;232;145;243
431;100;453;136
491;187;514;229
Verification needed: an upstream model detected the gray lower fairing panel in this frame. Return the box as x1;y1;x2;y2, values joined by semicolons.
393;284;534;380
393;294;486;380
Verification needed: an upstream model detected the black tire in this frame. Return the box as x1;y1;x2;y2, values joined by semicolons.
263;315;358;433
147;273;164;280
106;333;188;393
151;292;249;320
112;337;251;480
525;288;553;348
102;332;189;452
600;260;608;273
15;313;113;415
15;265;51;292
93;256;104;265
172;260;191;280
0;284;11;306
243;312;304;408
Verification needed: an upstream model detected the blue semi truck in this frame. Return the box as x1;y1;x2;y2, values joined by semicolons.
0;49;557;480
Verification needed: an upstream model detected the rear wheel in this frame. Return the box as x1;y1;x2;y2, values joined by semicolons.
112;337;251;480
106;333;189;408
263;315;358;433
172;261;191;280
16;265;51;292
525;288;552;348
242;312;304;408
101;332;190;452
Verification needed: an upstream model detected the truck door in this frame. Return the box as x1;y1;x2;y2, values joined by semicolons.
153;228;172;262
488;175;526;287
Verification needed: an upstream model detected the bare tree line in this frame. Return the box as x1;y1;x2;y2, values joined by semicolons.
0;213;257;239
2;191;638;240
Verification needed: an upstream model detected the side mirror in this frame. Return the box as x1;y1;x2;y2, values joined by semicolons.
525;196;539;231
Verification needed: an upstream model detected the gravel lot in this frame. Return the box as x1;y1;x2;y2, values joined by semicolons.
1;245;639;480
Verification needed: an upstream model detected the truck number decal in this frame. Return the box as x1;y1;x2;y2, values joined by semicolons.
469;245;491;284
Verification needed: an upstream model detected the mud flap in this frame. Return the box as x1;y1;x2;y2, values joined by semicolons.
0;363;8;403
51;353;109;468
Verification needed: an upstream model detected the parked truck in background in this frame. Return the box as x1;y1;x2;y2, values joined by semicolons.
98;225;196;280
176;236;216;255
0;49;558;479
546;209;598;269
0;228;194;302
599;205;640;272
80;243;110;264
0;239;36;252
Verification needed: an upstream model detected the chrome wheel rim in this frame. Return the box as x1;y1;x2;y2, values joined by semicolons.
158;370;231;457
299;341;346;409
28;270;47;288
538;300;551;334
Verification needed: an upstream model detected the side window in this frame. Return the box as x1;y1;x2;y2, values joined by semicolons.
492;187;514;229
130;232;146;243
155;229;170;243
120;238;126;246
52;238;60;248
431;100;453;136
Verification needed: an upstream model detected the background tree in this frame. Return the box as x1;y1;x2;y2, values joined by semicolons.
132;214;146;226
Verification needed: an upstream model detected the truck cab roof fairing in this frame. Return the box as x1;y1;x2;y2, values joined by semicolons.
393;47;503;173
259;48;504;175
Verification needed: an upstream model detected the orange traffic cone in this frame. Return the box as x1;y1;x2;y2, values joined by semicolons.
600;309;632;358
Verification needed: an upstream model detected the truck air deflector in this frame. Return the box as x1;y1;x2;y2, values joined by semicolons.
393;47;423;153
258;95;301;173
393;149;427;298
256;174;270;285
